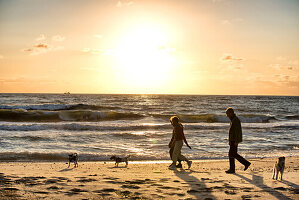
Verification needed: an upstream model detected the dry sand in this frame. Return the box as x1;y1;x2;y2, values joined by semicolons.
0;157;298;200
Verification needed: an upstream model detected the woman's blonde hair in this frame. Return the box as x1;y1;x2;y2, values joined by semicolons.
170;116;179;123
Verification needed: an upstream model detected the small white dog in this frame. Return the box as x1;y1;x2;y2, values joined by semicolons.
272;157;285;180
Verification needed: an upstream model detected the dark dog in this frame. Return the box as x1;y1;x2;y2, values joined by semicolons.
68;153;78;168
272;156;285;180
110;155;130;167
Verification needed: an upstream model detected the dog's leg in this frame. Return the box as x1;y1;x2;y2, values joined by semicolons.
116;163;118;167
272;165;277;179
280;169;284;180
126;161;128;167
275;168;279;180
68;162;70;168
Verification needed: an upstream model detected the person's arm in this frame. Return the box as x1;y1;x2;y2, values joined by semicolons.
182;130;191;149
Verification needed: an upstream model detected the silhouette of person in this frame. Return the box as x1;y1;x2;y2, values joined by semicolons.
225;107;251;173
168;116;192;169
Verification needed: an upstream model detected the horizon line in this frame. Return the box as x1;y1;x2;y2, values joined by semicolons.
1;92;298;97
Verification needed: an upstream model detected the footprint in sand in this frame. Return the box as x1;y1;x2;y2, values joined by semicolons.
225;190;237;195
241;195;252;200
47;186;60;190
274;187;287;191
100;188;117;193
122;184;140;189
158;186;178;190
187;189;200;194
76;178;97;183
65;188;88;196
34;191;49;194
2;188;19;191
15;177;45;187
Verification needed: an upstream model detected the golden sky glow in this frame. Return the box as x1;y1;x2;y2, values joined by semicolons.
0;0;298;95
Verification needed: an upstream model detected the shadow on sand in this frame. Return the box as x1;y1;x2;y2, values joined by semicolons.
59;168;74;172
108;166;128;169
234;173;293;200
174;169;215;200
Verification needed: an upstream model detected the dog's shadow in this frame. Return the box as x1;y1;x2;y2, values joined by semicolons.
108;166;128;169
59;168;75;172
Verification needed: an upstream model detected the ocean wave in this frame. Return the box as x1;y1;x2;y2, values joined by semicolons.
152;114;276;123
0;103;122;111
0;109;143;122
285;115;299;120
0;123;232;132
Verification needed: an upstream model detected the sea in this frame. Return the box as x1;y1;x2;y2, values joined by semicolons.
0;93;298;162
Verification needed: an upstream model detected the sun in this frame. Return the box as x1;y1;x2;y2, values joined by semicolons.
113;26;177;92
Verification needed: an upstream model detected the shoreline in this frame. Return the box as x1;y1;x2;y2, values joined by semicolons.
1;154;299;163
1;156;298;199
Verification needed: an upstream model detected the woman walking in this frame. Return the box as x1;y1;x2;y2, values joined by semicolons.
168;116;192;169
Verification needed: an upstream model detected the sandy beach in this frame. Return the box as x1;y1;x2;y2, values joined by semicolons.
0;157;298;200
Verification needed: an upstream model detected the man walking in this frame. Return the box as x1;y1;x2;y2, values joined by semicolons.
225;107;251;174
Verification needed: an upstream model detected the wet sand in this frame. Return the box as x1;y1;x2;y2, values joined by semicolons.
0;157;298;199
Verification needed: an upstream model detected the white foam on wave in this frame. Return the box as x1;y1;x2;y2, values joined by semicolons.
0;104;73;111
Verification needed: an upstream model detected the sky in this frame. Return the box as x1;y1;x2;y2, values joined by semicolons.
0;0;298;95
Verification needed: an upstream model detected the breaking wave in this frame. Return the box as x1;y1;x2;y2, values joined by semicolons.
0;103;121;111
152;114;276;123
0;109;143;122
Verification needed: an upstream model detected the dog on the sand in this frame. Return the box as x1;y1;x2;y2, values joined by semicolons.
110;155;130;167
272;156;285;180
68;153;78;168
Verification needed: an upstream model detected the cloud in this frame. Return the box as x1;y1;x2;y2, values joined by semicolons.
23;48;34;52
34;43;49;49
23;35;65;56
36;34;46;41
270;63;298;71
81;48;111;55
219;54;246;72
221;54;244;62
0;55;4;59
52;35;65;42
116;0;134;8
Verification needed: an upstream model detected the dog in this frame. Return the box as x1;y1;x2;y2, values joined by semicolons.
272;156;285;180
110;155;130;167
68;153;78;168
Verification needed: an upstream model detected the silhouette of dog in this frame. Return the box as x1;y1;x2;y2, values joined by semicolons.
68;153;78;168
110;155;130;167
272;157;285;180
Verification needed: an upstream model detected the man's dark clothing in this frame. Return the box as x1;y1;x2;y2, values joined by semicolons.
228;114;250;171
229;143;250;171
229;115;242;143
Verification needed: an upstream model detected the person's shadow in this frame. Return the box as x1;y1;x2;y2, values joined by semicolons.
234;173;293;200
174;168;215;199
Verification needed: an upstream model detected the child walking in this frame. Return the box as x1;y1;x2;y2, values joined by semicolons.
168;116;192;169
